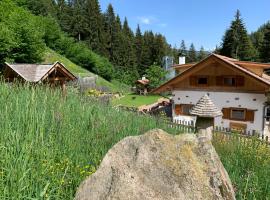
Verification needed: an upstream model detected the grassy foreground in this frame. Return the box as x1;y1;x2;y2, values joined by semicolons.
213;133;270;199
0;83;178;199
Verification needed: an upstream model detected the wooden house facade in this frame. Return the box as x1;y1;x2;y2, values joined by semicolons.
152;54;270;136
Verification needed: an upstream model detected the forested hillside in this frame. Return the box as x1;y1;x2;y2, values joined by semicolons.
8;0;178;84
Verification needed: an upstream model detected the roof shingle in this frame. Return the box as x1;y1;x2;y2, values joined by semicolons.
190;94;223;118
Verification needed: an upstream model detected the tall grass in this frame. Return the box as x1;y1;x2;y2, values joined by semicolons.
213;133;270;200
0;82;178;199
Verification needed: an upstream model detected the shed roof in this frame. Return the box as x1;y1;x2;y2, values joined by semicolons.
136;79;149;85
190;94;223;118
5;62;76;82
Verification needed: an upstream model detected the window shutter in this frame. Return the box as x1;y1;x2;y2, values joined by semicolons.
190;76;197;86
216;76;223;86
175;105;182;115
246;110;254;122
236;76;244;87
222;108;230;119
208;76;215;86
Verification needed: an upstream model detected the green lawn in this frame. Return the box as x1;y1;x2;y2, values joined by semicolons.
112;94;162;107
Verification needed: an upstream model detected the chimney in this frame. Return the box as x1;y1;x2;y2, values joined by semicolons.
142;76;146;80
179;56;186;65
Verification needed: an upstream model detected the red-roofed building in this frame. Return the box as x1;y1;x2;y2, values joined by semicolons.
152;54;270;136
135;76;150;95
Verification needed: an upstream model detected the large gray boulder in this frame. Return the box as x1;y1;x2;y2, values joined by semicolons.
76;129;235;200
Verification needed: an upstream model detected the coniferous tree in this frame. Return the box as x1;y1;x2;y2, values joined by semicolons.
122;17;138;81
55;0;73;34
103;3;116;60
187;43;197;62
69;0;86;41
84;0;106;54
153;34;167;65
179;40;187;57
141;31;154;70
110;15;124;67
260;24;270;62
135;25;144;75
220;10;256;60
198;46;208;60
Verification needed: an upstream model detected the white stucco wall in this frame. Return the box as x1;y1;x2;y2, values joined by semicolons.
172;90;267;133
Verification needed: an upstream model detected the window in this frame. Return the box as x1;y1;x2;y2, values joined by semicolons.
216;76;244;87
198;77;208;85
222;108;254;122
224;77;236;86
182;104;193;115
190;76;208;86
174;104;193;116
231;109;246;120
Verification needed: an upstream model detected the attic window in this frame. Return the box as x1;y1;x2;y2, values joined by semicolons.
224;77;236;86
198;77;208;85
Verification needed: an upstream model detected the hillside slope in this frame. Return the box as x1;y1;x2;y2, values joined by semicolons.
43;48;129;93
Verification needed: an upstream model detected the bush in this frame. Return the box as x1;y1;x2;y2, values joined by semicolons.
41;17;115;80
0;0;45;63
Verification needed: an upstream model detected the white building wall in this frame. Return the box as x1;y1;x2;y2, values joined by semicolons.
172;90;266;133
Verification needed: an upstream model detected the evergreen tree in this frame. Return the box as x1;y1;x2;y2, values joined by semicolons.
187;43;197;62
110;15;124;66
198;46;208;60
103;3;116;60
260;24;270;62
141;31;155;70
135;25;144;75
220;10;256;60
121;17;138;81
153;34;167;65
69;0;86;41
179;40;187;57
55;0;73;34
84;0;106;54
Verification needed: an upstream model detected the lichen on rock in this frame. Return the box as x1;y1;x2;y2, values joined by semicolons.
76;129;235;200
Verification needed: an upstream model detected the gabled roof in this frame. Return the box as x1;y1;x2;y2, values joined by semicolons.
136;79;149;85
5;62;76;82
190;94;223;118
152;54;270;93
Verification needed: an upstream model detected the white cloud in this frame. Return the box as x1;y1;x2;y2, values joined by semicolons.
138;17;152;25
137;16;167;28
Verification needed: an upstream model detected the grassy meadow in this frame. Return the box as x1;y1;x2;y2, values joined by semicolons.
0;82;178;199
213;133;270;199
0;82;270;199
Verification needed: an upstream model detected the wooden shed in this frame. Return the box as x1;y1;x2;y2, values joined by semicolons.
135;76;150;95
3;61;77;90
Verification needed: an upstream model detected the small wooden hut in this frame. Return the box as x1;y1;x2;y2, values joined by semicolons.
135;76;150;95
190;94;223;130
3;61;77;90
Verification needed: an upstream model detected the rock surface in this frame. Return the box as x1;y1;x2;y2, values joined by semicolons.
75;129;235;200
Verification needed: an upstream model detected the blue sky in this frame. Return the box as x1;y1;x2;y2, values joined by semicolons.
99;0;270;51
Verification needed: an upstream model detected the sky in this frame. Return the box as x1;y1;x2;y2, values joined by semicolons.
99;0;270;51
